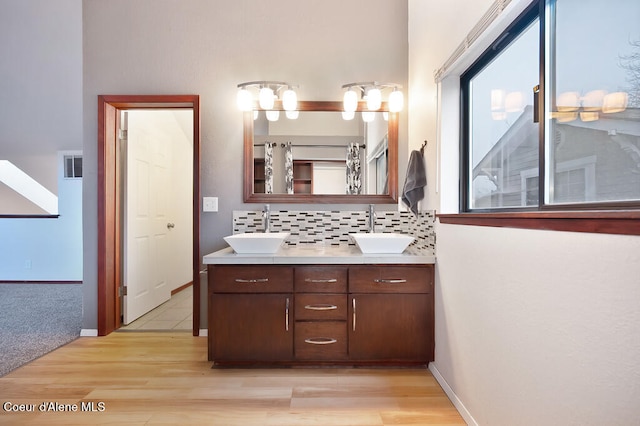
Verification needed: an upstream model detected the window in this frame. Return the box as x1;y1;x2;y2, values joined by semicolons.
64;155;83;179
461;0;640;212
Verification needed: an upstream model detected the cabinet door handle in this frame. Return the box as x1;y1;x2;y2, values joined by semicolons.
304;278;338;283
304;304;338;311
285;297;290;332
304;338;337;345
374;278;407;284
352;298;356;332
234;278;269;283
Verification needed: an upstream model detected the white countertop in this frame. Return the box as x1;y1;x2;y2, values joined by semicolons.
203;244;436;265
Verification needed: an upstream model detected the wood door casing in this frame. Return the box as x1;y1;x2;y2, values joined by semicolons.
97;95;200;336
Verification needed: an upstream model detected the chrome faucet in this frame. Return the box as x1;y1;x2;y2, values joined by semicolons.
263;204;271;233
368;204;376;233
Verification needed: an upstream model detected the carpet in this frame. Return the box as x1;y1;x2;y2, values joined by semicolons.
0;283;82;377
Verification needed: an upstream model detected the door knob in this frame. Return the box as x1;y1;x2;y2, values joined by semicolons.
167;223;175;229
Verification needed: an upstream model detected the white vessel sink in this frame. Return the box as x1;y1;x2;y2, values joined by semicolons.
350;232;414;254
224;232;290;254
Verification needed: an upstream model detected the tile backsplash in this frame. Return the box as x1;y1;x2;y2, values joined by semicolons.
232;210;435;254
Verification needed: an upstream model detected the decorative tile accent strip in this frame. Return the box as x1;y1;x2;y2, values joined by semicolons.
232;210;435;254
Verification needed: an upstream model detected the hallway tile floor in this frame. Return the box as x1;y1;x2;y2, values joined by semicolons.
120;285;192;331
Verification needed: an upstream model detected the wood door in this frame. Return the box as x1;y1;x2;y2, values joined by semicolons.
211;293;293;362
123;116;172;324
348;293;432;362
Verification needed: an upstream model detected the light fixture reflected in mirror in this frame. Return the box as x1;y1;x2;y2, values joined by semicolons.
362;111;375;122
265;110;280;121
341;82;403;117
342;110;355;120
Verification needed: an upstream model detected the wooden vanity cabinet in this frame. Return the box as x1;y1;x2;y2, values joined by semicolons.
208;265;293;363
294;266;348;361
348;265;434;363
208;263;434;366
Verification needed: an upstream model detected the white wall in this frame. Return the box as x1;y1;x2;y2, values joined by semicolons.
82;0;408;329
0;0;83;281
409;1;640;424
0;151;83;281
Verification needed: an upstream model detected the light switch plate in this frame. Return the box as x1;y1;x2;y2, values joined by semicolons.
203;197;218;212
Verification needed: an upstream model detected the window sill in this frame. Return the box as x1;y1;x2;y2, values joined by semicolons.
437;211;640;236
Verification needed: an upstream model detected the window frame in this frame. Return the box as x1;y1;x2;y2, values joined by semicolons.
443;0;640;235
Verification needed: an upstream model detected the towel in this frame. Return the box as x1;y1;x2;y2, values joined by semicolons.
401;150;426;216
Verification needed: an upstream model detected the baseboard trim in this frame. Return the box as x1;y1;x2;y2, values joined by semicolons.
171;281;193;296
429;362;477;426
80;329;98;337
0;280;82;284
198;329;208;337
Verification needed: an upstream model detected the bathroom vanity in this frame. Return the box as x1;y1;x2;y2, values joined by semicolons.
204;245;435;366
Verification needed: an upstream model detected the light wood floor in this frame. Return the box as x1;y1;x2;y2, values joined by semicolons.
0;332;465;425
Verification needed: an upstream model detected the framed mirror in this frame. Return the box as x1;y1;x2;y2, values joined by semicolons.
244;101;398;203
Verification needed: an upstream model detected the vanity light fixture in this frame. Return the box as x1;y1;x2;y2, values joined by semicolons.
341;81;404;113
236;81;299;114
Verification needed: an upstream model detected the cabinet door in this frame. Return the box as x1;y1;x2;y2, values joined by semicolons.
348;294;432;362
211;293;293;362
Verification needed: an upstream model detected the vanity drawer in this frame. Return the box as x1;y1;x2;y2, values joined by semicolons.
295;294;347;321
349;265;433;294
295;321;347;360
210;265;293;293
295;266;347;293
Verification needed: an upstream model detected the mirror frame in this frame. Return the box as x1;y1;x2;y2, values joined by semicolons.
243;100;398;203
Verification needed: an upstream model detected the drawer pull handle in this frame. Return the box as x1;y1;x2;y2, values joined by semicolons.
235;278;269;283
285;298;290;332
304;338;337;345
352;298;356;331
304;304;338;311
374;278;407;284
304;278;338;283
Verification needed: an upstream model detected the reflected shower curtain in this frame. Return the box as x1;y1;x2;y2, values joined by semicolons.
346;142;362;194
285;141;294;194
264;142;274;194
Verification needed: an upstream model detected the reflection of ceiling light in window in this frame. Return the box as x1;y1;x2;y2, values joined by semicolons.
602;92;628;114
504;91;524;112
557;92;580;112
0;160;58;214
582;90;607;111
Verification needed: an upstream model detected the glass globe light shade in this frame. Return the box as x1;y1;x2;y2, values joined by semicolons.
366;88;381;110
259;87;275;110
253;110;259;120
343;90;358;112
282;89;297;111
285;110;299;119
265;110;280;121
236;88;253;111
389;89;403;112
